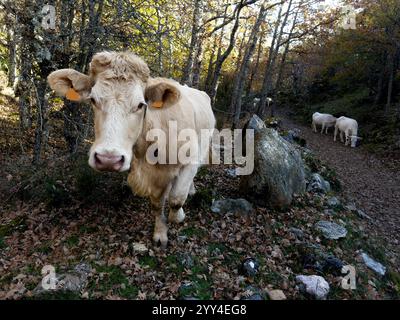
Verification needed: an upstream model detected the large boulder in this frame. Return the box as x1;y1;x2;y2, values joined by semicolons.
240;115;306;209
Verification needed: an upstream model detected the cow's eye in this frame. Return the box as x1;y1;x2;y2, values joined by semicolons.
137;102;147;110
90;97;97;106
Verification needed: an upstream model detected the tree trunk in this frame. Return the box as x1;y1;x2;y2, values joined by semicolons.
256;4;284;116
230;5;267;128
246;33;264;94
181;0;202;85
271;3;300;116
385;51;395;117
208;1;247;105
7;27;16;87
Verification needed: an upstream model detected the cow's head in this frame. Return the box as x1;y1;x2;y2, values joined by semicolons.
349;135;362;148
48;51;179;172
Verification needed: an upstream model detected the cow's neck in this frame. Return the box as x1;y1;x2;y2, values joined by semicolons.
133;104;160;160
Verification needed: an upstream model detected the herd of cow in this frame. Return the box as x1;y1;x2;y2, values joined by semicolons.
312;112;361;148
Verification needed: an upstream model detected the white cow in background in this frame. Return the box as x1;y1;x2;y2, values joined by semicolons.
334;116;360;147
253;97;273;110
312;112;337;134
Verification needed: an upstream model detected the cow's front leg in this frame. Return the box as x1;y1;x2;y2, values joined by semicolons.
168;165;198;224
340;131;345;143
150;194;168;248
320;123;325;134
334;126;338;141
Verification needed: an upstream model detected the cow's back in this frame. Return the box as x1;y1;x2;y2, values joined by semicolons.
178;85;215;133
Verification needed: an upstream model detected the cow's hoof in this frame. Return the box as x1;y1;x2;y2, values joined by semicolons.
168;208;185;223
153;231;168;249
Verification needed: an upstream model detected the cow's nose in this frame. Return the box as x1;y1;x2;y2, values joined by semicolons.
94;152;124;171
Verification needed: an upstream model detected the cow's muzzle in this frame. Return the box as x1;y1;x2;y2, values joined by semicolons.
94;152;125;172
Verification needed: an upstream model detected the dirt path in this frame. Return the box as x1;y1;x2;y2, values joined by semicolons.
278;109;400;265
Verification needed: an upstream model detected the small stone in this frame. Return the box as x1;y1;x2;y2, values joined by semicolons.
241;286;263;300
315;221;347;240
323;209;336;216
361;252;386;276
271;245;283;260
178;253;194;268
356;209;372;220
327;197;341;208
296;275;330;300
289;227;304;239
240;258;259;277
267;289;287;300
211;198;253;216
225;168;237;178
345;203;357;212
132;242;148;253
307;173;331;194
322;255;344;275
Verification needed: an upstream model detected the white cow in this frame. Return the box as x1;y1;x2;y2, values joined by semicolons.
252;97;273;110
334;116;360;147
312;112;337;134
48;51;216;247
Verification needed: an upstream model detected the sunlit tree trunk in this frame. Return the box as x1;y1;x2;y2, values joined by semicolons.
230;4;267;128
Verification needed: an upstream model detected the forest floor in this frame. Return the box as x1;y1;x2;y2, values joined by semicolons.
277;107;400;268
0;92;400;300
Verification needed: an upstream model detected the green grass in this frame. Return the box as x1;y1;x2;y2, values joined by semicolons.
37;241;53;255
138;255;158;269
65;235;79;248
88;265;138;299
180;227;206;238
166;255;185;274
187;187;214;210
0;216;27;238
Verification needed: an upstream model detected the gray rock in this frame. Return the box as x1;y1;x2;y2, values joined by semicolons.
296;275;330;300
289;227;304;239
267;289;287;300
323;209;336;216
240;258;259;277
241;115;306;209
178;253;194;269
243;114;267;134
307;173;331;194
241;286;264;300
361;252;386;276
225;168;237;178
327;197;341;208
344;203;357;212
356;209;372;220
315;221;347;240
33;263;92;296
211;198;253;215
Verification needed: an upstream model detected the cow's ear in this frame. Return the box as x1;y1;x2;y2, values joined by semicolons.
47;69;93;102
145;82;181;109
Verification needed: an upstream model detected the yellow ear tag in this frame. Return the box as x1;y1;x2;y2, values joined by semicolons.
66;88;81;101
152;101;163;108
